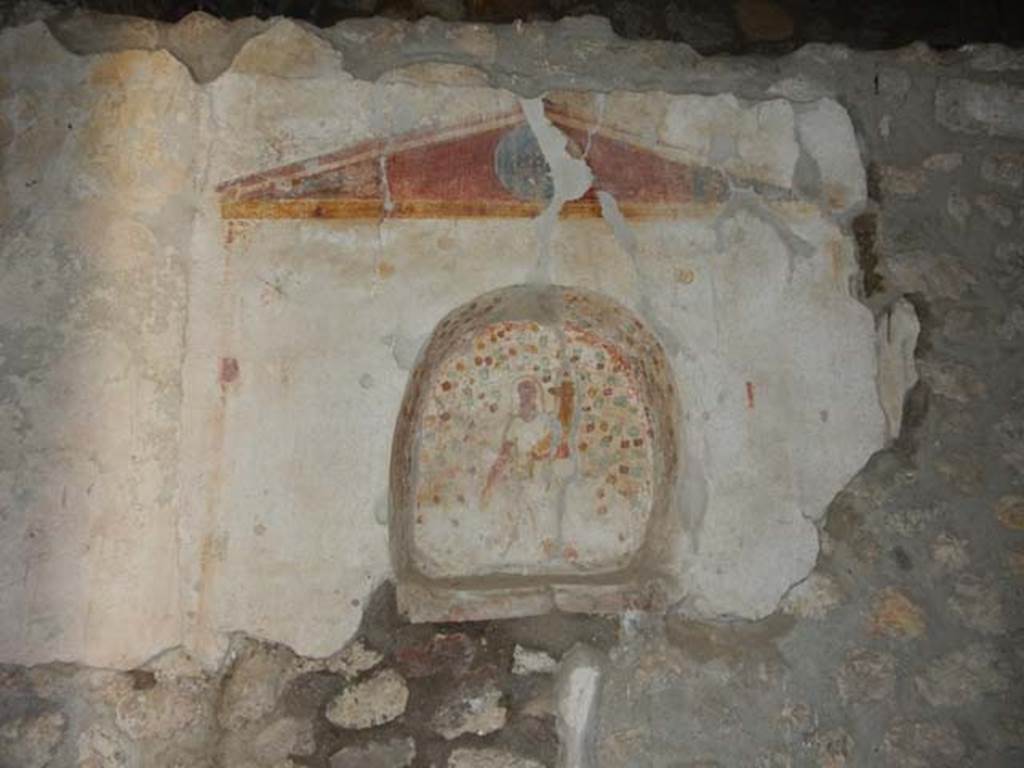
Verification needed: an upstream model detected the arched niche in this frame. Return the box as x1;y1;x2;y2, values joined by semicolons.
390;285;681;621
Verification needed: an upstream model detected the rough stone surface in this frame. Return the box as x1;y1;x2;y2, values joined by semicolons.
326;640;384;679
431;680;507;739
326;669;409;729
869;589;926;639
329;737;416;768
914;643;1011;707
218;643;298;731
836;649;897;704
936;78;1024;138
881;720;966;768
930;532;969;572
996;495;1024;530
735;0;794;43
879;165;925;197
975;193;1014;226
812;727;854;768
981;153;1024;189
512;645;559;676
448;748;545;768
923;153;962;172
946;575;1005;634
0;710;66;768
247;715;316;764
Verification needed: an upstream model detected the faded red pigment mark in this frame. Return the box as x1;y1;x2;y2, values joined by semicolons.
394;633;475;679
746;381;755;410
219;357;240;390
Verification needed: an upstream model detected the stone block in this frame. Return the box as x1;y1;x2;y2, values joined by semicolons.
430;680;507;739
330;737;416;768
326;669;410;729
981;153;1024;189
936;79;1024;138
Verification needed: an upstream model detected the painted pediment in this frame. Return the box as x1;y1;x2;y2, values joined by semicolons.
217;103;729;220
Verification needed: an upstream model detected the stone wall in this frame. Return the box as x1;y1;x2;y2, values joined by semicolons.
0;11;1021;768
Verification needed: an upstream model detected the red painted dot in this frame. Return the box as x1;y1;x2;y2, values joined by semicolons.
441;381;452;391
620;439;631;449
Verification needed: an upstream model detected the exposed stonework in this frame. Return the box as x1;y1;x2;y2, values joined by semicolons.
325;669;410;729
512;646;559;676
448;748;546;768
0;9;1022;768
431;680;507;739
329;737;416;768
936;78;1024;138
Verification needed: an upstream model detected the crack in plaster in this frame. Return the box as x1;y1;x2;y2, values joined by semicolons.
519;97;593;283
581;93;606;161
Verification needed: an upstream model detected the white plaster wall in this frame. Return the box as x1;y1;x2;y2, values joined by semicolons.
0;26;195;667
0;19;916;668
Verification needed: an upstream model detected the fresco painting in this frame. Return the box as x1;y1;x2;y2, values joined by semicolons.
411;315;656;577
217;102;729;220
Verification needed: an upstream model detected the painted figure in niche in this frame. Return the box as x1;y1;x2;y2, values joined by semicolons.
409;310;659;575
482;377;573;552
